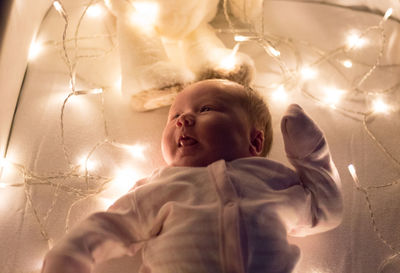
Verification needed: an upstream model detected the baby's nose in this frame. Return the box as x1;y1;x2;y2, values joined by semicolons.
176;113;195;127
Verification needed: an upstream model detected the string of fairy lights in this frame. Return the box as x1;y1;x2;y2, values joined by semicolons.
224;4;400;271
0;0;399;272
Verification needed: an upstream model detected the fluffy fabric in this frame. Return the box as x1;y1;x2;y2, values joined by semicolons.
105;0;261;111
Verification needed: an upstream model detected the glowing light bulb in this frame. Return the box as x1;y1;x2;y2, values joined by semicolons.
267;45;280;57
28;40;43;60
106;168;141;198
126;144;146;160
0;158;6;168
219;55;236;70
78;157;96;172
346;32;367;49
115;76;122;91
91;88;103;94
383;8;393;21
0;158;10;169
323;87;345;108
234;35;249;42
372;98;389;114
348;164;356;176
0;158;12;182
343;60;353;68
348;164;361;188
271;85;288;102
87;4;104;17
130;2;159;28
219;43;240;71
53;1;65;15
99;197;115;208
300;66;317;80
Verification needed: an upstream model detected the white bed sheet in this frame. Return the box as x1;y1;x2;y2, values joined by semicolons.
1;1;400;273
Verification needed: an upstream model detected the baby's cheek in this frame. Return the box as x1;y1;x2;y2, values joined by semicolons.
161;134;173;159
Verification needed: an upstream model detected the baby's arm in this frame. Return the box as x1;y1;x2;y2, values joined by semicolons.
41;190;145;273
281;104;342;236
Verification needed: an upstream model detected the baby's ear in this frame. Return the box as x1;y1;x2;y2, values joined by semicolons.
249;128;264;156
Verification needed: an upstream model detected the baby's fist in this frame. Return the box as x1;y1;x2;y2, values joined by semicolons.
281;104;324;159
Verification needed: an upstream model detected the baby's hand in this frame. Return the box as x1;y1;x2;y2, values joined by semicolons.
280;104;324;159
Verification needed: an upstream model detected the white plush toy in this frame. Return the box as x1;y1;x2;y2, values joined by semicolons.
105;0;263;111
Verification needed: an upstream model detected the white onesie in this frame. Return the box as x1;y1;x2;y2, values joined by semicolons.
42;104;342;273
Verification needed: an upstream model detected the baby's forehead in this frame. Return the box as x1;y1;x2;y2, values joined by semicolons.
180;81;244;102
168;80;247;116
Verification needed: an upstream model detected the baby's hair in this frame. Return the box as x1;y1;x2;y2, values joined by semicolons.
186;78;273;156
234;85;273;157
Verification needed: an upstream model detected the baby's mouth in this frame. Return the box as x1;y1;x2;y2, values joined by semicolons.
178;136;198;147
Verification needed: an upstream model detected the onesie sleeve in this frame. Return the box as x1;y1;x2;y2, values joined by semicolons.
41;189;146;273
280;104;343;237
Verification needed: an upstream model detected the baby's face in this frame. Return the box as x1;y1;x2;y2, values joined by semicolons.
161;80;254;167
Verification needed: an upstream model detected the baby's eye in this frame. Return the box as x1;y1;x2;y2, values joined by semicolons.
200;106;213;112
170;113;180;120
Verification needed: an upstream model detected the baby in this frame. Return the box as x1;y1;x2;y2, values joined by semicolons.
41;79;342;273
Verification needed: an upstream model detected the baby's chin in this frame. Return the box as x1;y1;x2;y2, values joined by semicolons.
167;156;220;168
167;155;249;167
169;160;211;168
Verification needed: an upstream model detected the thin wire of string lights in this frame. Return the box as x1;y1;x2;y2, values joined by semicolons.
0;0;399;272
